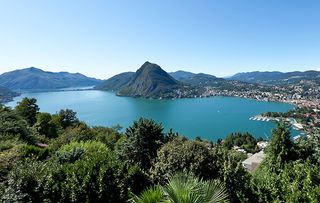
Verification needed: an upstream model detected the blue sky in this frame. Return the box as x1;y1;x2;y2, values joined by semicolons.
0;0;319;79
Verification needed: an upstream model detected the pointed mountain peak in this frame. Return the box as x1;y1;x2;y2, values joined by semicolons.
25;67;43;72
138;61;162;72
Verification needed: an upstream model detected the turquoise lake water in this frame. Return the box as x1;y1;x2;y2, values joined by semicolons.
7;90;297;140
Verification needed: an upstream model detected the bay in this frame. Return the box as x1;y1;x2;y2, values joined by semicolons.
7;90;298;140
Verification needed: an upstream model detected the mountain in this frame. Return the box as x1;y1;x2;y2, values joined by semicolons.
0;86;20;103
229;70;320;85
118;62;181;97
171;71;250;89
97;62;181;98
95;72;135;91
0;67;102;90
174;73;226;87
170;70;196;80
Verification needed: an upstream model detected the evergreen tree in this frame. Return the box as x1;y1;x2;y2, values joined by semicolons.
116;118;165;170
15;97;39;126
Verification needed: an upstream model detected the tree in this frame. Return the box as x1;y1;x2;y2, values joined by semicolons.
150;137;221;184
34;112;58;138
116;118;165;170
0;105;33;143
252;160;320;202
92;126;122;150
223;132;258;153
15;97;39;126
219;150;255;203
131;173;229;203
50;122;95;150
265;122;294;169
58;109;79;128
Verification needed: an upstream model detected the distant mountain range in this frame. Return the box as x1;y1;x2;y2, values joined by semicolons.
0;67;102;90
1;64;319;100
229;70;320;85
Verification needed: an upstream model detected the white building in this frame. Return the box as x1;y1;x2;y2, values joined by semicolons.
242;151;266;172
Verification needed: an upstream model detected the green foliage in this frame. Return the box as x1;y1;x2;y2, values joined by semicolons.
92;126;122;149
0;144;22;195
150;137;220;184
15;97;39;126
59;109;79;129
34;112;59;138
131;186;164;203
50;122;96;149
296;134;320;166
56;147;85;164
2;104;320;203
252;160;320;202
1;158;46;202
20;144;51;160
116;118;165;170
150;138;253;202
56;141;107;164
132;173;229;203
265;122;295;169
0;105;34;143
223;132;258;153
250;123;320;202
2;141;148;203
219;150;255;203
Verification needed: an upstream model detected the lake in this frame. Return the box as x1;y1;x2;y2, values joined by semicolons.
7;90;298;140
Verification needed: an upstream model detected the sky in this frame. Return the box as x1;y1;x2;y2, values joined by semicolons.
0;0;320;79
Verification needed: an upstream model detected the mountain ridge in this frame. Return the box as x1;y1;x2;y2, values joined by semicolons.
0;67;103;89
229;70;320;85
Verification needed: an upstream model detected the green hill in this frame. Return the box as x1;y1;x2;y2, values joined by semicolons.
169;70;196;80
95;72;135;92
119;62;181;97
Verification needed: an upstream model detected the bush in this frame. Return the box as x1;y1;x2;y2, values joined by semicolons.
1;141;148;202
20;145;51;160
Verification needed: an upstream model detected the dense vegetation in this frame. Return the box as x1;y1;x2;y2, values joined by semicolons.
222;132;263;153
1;97;320;202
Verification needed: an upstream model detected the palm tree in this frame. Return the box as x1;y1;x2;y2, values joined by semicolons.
131;186;166;203
131;173;229;203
